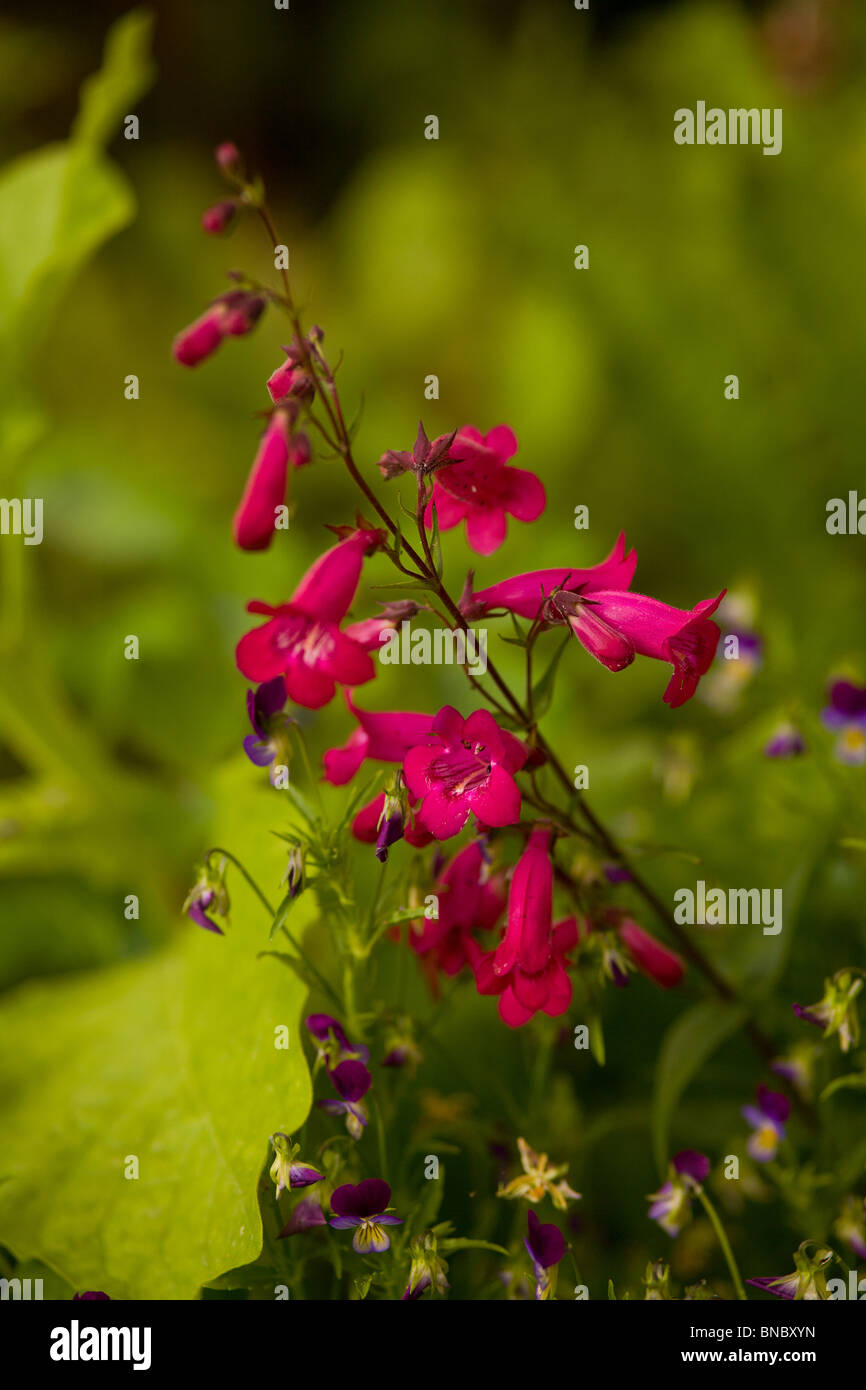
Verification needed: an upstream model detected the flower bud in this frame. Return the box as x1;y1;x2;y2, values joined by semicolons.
172;306;226;368
219;290;266;337
201;199;238;236
215;142;242;177
288;430;311;468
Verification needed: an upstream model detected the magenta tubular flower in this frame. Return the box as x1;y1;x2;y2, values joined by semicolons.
220;290;266;337
317;1059;372;1140
524;1210;566;1301
742;1084;790;1163
232;412;290;551
305;1013;369;1067
288;431;311;468
471;827;577;1027
215;141;242;176
328;1179;403;1253
173;290;264;367
648;1150;710;1237
323;691;434;785
423;424;545;555
201;199;237;235
821;678;866;765
554;587;725;709
236;529;380;708
172;304;227;367
618;919;685;989
403;706;527;839
464;532;638;620
410;840;506;976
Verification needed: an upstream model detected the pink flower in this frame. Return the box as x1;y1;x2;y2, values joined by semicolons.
424;425;545;556
323;691;434;785
215;142;242;176
618;918;684;989
462;532;637;620
201;199;237;235
267;358;315;406
403;706;527;839
552;588;725;709
235;529;381;708
172;291;265;368
470;827;577;1027
232;411;290;551
409;841;506;976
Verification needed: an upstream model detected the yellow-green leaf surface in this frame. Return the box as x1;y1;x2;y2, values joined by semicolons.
0;760;313;1299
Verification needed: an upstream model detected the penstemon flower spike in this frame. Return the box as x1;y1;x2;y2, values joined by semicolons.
175;145;816;1134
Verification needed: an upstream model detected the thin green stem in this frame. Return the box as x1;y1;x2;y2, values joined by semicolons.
207;847;275;915
697;1189;747;1301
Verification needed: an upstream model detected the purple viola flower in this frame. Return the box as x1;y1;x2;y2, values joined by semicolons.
770;1043;816;1098
794;969;863;1053
269;1132;324;1199
243;677;294;782
764;723;806;758
401;1233;449;1300
748;1242;835;1300
647;1150;710;1237
278;1194;327;1239
328;1179;403;1253
742;1084;790;1163
524;1210;566;1301
375;792;405;863
822;679;866;765
305;1013;369;1068
317;1059;371;1140
183;858;229;935
834;1196;866;1262
73;1292;110;1300
282;845;304;900
603;863;633;884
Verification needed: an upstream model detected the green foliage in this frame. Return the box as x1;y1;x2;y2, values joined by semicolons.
0;854;310;1299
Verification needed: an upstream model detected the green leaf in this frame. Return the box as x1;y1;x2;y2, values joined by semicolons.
588;1012;606;1067
0;11;154;368
438;1238;509;1256
531;632;571;718
651;1000;746;1175
269;888;300;941
73;11;155;148
0;9;155;462
0;881;311;1298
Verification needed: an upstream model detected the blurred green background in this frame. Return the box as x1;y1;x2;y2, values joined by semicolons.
0;0;864;1299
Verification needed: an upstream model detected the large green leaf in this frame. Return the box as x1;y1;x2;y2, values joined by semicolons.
0;9;154;454
651;999;746;1175
0;868;312;1299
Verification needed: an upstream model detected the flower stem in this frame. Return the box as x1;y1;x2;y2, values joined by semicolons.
207;846;274;915
697;1189;747;1301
